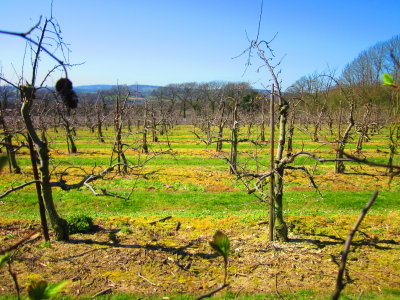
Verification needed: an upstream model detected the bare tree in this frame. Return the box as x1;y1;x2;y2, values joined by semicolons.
0;84;21;173
109;87;130;173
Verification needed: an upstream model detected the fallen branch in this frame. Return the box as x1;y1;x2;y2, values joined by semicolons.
0;229;40;255
194;283;229;300
92;288;112;298
138;273;158;286
331;191;379;300
149;215;172;225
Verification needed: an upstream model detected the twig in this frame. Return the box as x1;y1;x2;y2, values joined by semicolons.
167;256;188;270
194;283;229;300
8;260;20;299
331;191;379;300
284;165;323;196
0;17;69;76
149;216;172;225
138;273;158;286
91;288;112;298
0;229;40;255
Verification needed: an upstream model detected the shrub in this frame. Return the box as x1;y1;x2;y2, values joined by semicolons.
66;214;94;234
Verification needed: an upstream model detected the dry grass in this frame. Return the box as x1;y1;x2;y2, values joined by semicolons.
1;214;399;298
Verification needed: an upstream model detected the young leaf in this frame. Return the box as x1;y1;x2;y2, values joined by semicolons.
27;280;67;300
44;280;68;298
28;280;48;300
209;230;230;259
382;73;394;86
0;252;10;267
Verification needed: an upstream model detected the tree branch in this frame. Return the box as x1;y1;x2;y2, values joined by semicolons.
332;191;379;300
0;180;41;199
0;17;68;76
284;165;322;196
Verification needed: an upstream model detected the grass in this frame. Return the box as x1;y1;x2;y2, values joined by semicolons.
1;125;399;221
0;125;399;298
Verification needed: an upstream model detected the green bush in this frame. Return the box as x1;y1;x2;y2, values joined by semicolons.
66;214;94;234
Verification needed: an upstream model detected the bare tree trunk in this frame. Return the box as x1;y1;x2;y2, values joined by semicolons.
142;122;149;154
66;125;77;153
96;107;105;142
387;126;399;174
0;108;21;174
110;91;129;174
216;125;224;152
151;115;158;142
97;120;105;143
26;135;50;241
355;104;372;154
2;135;21;174
336;101;355;173
273;94;289;241
59;110;77;154
21;86;69;241
229;98;238;174
269;85;275;241
260;94;266;142
216;99;226;152
142;103;149;154
286;102;297;156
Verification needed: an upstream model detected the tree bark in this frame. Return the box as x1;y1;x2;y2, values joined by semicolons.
21;86;69;241
229;99;238;174
273;96;289;242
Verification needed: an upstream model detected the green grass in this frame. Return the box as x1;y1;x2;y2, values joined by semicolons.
1;125;398;222
0;125;399;299
2;188;398;221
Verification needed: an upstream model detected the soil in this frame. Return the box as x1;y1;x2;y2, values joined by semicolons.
0;214;399;298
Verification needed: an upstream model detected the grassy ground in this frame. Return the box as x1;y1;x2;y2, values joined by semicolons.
0;125;399;298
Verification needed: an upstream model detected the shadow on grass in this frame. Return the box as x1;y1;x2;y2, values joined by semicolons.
290;233;398;250
66;236;218;260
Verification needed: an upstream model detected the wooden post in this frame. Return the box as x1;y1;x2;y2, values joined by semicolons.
269;84;275;241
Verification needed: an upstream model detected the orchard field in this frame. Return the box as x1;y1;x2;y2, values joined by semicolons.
1;125;399;299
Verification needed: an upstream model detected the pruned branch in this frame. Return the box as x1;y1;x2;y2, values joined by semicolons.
332;191;379;300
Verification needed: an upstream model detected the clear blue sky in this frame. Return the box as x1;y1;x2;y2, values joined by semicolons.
1;0;399;90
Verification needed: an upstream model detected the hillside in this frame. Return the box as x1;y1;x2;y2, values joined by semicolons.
74;84;161;97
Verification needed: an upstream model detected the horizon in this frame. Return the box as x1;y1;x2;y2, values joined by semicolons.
1;1;400;90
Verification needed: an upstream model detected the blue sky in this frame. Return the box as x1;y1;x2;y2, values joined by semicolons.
1;0;399;90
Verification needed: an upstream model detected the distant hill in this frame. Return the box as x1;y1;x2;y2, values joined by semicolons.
74;84;161;97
